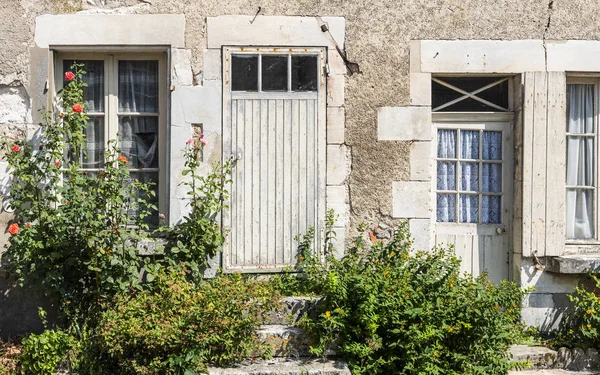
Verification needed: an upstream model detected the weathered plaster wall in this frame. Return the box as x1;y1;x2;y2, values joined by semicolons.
2;0;597;235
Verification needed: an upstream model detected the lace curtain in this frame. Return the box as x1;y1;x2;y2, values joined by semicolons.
566;84;595;239
436;129;502;224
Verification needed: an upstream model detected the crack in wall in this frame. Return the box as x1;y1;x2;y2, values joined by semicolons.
542;0;555;71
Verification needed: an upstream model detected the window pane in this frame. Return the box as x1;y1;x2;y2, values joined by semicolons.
460;130;479;159
82;116;105;169
262;55;288;91
482;195;501;224
128;172;159;227
437;129;456;158
437;194;456;222
437;161;456;190
566;189;594;239
460;194;478;223
460;162;479;192
292;55;318;91
566;84;595;239
64;60;104;112
432;77;508;112
482;131;502;160
118;60;158;113
482;163;502;193
232;55;258;91
119;116;159;169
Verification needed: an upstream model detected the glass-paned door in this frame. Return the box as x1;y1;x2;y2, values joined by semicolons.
435;122;512;283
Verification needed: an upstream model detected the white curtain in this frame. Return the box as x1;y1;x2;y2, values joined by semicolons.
566;84;595;239
118;61;159;169
460;130;479;223
437;129;456;222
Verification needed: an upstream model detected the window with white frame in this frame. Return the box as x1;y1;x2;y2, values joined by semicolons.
566;79;596;240
56;53;167;225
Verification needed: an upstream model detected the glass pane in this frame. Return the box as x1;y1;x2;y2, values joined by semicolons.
437;161;456;190
437;194;456;222
432;77;509;112
118;60;159;113
482;163;502;193
460;162;479;192
482;131;502;160
437;129;456;158
82;116;105;169
262;55;288;92
567;84;595;134
460;130;479;159
128;172;159;227
231;55;258;91
566;189;594;239
567;137;594;187
119;116;159;169
292;55;318;91
63;60;104;112
460;194;479;223
482;195;501;224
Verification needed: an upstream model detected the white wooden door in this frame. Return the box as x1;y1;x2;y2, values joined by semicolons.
222;47;327;273
434;122;513;283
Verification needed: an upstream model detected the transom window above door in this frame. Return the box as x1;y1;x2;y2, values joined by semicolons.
230;52;319;92
432;77;510;112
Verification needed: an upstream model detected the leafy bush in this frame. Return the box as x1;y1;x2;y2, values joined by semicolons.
88;269;280;374
287;222;527;375
2;64;230;319
553;273;600;348
18;309;79;375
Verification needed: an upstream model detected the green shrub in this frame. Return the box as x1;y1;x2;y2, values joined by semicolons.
553;273;600;348
89;270;280;374
288;222;527;375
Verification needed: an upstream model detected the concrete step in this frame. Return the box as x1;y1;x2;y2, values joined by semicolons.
206;358;351;375
263;296;320;325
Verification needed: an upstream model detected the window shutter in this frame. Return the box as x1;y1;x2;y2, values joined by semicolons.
521;71;566;257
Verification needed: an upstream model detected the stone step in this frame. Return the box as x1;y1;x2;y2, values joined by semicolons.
510;345;600;372
263;296;320;325
510;345;557;369
206;358;351;375
509;371;600;374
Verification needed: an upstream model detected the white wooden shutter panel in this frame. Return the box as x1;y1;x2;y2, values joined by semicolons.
521;71;566;257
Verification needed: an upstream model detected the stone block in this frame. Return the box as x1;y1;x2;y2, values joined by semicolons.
326;145;351;185
207;16;345;49
171;81;222;133
508;345;556;369
378;107;431;141
419;40;545;73
28;47;49;125
409;141;432;181
35;14;185;48
547;41;600;72
327;107;345;144
410;40;422;73
171;48;193;87
329;226;346;260
203;49;222;81
327;75;345;108
327;185;348;227
0;86;31;124
408;218;432;251
328;52;347;76
392;181;431;219
520;258;580;294
410;73;431;106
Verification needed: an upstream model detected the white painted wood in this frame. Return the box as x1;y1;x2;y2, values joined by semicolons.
434;121;513;283
223;48;326;272
521;72;567;258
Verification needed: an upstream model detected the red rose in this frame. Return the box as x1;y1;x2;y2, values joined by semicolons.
8;223;19;236
64;71;75;81
72;104;83;113
55;161;61;167
26;223;31;228
117;155;128;164
59;113;65;119
11;145;21;152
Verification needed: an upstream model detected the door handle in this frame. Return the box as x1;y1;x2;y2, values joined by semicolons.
496;227;506;235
